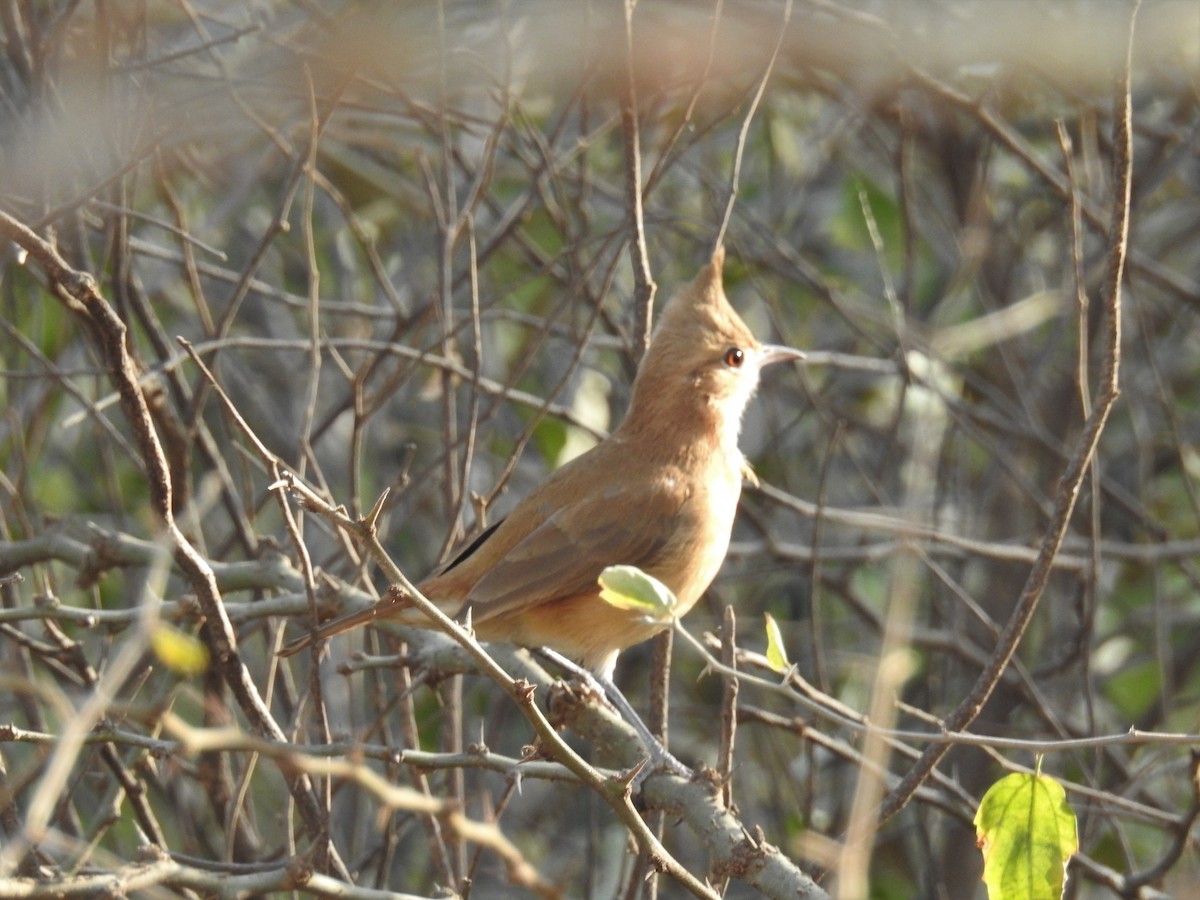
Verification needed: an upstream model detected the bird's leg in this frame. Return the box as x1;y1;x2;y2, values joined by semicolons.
595;669;692;780
537;648;690;778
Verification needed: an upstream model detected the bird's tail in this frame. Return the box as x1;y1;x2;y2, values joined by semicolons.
277;589;414;658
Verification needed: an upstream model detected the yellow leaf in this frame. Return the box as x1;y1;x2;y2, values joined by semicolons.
764;612;790;673
150;624;210;677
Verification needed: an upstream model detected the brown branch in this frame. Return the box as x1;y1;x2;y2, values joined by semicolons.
717;605;739;809
877;0;1139;824
713;0;792;251
161;713;559;899
0;210;346;877
620;0;657;352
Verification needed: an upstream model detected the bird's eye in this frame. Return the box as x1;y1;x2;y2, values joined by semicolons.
722;347;745;368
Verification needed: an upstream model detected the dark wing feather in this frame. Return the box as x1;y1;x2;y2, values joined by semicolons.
436;519;505;575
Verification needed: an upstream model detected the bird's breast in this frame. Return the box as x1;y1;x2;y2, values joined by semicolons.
644;458;743;618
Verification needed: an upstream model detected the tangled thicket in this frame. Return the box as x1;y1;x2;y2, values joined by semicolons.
1;1;1198;897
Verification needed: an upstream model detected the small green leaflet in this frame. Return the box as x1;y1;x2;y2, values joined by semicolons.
974;770;1078;900
764;612;790;673
597;565;677;624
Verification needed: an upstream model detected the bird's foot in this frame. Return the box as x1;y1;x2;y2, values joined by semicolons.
638;743;690;780
614;746;690;793
536;647;693;782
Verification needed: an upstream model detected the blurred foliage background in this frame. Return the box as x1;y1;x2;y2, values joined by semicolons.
1;0;1199;897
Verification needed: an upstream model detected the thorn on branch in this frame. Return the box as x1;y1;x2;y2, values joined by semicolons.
512;678;537;705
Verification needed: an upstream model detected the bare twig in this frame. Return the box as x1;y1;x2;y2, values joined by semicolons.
620;0;657;351
717;605;738;810
0;210;348;877
877;0;1139;822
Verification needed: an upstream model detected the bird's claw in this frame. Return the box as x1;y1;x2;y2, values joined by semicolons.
634;744;691;786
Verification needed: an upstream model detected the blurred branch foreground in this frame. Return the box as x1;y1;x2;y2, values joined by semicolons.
2;1;1199;897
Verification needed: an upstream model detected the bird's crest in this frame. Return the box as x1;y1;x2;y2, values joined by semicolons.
649;245;756;360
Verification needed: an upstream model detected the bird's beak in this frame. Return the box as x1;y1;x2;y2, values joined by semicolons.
759;344;806;366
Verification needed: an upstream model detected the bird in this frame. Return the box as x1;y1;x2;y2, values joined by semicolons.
281;245;803;756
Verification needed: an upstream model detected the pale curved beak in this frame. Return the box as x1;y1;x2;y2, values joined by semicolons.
759;344;806;366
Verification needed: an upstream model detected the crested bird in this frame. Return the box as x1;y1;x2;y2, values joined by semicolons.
281;245;803;760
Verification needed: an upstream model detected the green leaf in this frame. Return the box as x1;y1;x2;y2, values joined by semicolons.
149;623;211;677
1103;658;1161;721
597;565;677;624
532;417;568;468
764;612;790;673
974;770;1078;900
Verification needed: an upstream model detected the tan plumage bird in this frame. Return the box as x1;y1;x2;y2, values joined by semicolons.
281;246;803;684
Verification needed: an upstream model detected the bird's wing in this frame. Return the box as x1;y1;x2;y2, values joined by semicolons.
458;478;688;624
